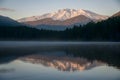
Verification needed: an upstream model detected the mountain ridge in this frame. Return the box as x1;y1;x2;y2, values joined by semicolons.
18;9;108;22
112;11;120;17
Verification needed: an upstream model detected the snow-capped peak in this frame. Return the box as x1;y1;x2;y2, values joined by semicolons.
18;9;108;22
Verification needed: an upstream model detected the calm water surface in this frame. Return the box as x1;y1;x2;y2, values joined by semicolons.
0;41;120;80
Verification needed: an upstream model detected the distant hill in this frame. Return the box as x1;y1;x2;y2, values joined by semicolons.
0;15;22;27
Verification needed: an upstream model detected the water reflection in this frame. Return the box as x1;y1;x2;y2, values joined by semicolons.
19;54;105;71
0;42;120;80
0;68;14;73
0;42;120;69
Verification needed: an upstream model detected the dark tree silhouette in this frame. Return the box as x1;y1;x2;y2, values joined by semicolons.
0;17;120;41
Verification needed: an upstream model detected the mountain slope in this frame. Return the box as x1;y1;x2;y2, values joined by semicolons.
18;9;108;22
0;15;22;27
112;11;120;17
25;15;92;26
25;15;92;30
62;15;92;25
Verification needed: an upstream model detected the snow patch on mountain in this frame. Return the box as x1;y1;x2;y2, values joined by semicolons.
18;9;108;22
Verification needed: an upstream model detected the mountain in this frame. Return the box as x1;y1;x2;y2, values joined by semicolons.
18;9;108;22
18;9;108;30
29;15;92;30
0;15;22;27
112;11;120;17
25;15;92;26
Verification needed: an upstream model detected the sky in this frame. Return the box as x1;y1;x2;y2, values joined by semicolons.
0;0;120;20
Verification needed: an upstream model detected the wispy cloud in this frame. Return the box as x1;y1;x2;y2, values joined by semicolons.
0;8;15;12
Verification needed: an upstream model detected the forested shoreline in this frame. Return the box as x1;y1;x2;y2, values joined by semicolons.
0;17;120;41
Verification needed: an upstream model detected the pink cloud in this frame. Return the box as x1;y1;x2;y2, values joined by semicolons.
0;8;15;12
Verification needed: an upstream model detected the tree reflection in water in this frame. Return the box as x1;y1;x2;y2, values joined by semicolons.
0;42;120;70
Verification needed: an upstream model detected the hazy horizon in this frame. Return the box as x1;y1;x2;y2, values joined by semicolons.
0;0;120;20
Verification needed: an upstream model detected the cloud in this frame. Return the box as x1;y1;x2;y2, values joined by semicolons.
0;8;15;12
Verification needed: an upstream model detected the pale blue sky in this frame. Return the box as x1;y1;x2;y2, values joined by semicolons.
0;0;120;20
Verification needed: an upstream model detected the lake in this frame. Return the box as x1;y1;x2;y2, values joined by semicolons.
0;41;120;80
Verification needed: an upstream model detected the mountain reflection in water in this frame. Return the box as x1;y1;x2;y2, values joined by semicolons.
0;42;120;80
19;54;105;71
0;42;120;69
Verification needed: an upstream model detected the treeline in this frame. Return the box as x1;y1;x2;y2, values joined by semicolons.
63;17;120;41
0;17;120;41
